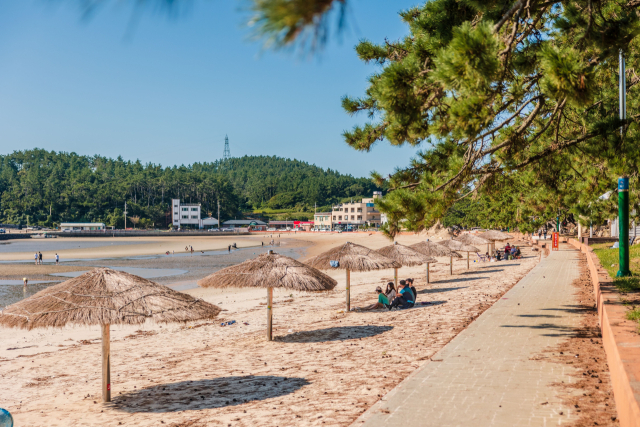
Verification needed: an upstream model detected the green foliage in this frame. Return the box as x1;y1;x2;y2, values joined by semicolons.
252;0;640;237
0;150;378;227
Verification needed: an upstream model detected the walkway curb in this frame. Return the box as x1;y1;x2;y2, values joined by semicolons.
568;238;640;427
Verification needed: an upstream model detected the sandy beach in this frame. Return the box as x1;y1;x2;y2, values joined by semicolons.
0;232;539;426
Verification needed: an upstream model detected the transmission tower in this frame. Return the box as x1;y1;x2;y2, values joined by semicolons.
223;135;231;166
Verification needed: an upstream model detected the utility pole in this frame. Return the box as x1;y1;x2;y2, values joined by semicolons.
617;49;631;277
124;201;128;230
217;199;221;229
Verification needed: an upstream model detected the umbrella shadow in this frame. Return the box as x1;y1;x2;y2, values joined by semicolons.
275;325;393;343
418;287;467;295
479;263;521;269
112;375;309;413
432;277;488;284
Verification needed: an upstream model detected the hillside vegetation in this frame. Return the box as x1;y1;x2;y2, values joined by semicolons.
0;149;380;227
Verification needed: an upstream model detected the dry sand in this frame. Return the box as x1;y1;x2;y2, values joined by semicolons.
0;232;539;426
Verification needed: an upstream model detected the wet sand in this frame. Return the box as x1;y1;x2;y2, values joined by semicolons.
0;232;540;426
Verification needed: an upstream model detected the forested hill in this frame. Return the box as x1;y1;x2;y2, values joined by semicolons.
0;149;380;227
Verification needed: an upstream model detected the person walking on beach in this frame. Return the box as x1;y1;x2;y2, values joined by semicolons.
38;252;43;265
55;253;59;265
190;246;194;255
34;252;38;265
23;277;28;287
228;245;231;253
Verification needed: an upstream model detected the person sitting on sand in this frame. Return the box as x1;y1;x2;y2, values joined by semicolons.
352;286;390;311
389;280;415;310
385;282;396;301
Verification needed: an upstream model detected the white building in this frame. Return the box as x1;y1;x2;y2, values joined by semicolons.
60;222;105;231
171;199;206;229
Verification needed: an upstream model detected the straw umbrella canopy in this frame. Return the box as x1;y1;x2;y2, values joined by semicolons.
456;233;492;255
198;250;336;341
0;268;221;403
409;240;461;279
376;242;436;287
306;241;400;311
478;230;514;253
441;239;480;270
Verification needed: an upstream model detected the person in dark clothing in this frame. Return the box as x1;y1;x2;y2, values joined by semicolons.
388;280;415;310
407;278;418;305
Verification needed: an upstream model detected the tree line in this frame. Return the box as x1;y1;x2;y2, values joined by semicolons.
0;149;380;228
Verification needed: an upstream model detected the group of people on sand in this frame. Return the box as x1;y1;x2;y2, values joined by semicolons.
34;252;59;265
352;279;418;312
485;242;521;262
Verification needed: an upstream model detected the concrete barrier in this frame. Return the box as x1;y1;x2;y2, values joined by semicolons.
568;238;640;427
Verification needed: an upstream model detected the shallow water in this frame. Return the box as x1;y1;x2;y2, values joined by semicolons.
51;267;188;279
0;282;60;310
0;244;307;308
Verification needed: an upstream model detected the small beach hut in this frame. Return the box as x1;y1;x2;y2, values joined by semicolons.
456;233;492;258
439;239;480;270
0;268;220;403
376;242;436;287
409;240;461;282
306;242;400;312
197;250;336;341
478;230;514;253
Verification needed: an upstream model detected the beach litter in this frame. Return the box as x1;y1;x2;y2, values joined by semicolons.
220;320;236;327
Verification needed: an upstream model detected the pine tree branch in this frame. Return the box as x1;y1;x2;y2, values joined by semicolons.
494;0;526;33
481;97;546;156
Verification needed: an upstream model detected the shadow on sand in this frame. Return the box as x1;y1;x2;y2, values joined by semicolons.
418;286;468;295
275;325;393;343
112;375;309;413
432;277;488;284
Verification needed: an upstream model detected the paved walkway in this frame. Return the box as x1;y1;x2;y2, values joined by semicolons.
355;245;584;427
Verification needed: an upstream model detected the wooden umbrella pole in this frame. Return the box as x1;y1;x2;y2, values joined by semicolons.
426;263;430;284
467;251;470;269
267;287;273;341
394;268;398;288
449;255;453;275
101;323;111;403
346;269;351;312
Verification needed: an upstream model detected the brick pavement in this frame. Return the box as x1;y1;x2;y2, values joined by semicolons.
355;245;584;427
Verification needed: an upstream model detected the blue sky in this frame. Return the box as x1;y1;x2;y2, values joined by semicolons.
0;0;420;178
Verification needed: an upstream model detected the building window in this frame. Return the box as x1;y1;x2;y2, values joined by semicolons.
191;207;198;211
174;204;178;208
174;211;178;215
351;208;355;213
191;215;198;219
182;215;188;219
182;207;188;212
333;216;336;220
357;208;362;212
338;216;342;220
357;216;362;220
351;215;355;220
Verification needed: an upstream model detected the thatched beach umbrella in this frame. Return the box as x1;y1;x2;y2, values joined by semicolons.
376;242;436;287
306;242;400;312
456;233;492;256
441;239;480;270
0;268;220;403
198;250;336;341
409;240;461;282
478;230;514;252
